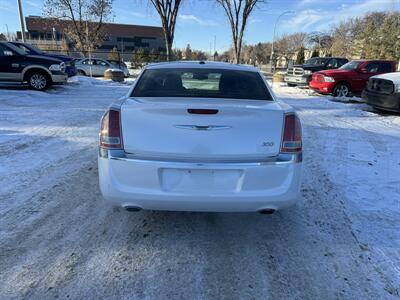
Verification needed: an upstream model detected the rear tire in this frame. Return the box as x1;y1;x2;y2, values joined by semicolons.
27;71;51;91
77;69;86;76
333;83;350;97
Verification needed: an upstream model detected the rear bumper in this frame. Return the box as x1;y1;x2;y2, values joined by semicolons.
284;75;311;85
362;90;400;112
309;81;335;94
98;149;302;212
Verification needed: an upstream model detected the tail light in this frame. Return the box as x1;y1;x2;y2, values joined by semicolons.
280;113;302;153
100;109;123;149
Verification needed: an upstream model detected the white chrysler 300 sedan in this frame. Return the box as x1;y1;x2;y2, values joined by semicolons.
98;61;302;213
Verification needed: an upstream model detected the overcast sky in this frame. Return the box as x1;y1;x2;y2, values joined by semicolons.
1;0;399;52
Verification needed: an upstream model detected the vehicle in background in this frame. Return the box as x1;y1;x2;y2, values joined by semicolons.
98;61;302;213
75;58;130;77
0;41;67;91
108;59;128;69
284;57;348;86
362;72;400;112
309;60;397;97
9;41;76;77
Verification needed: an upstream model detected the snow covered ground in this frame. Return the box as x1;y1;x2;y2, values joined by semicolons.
0;78;399;299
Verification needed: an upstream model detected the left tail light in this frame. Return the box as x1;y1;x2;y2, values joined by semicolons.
280;113;302;153
100;109;123;149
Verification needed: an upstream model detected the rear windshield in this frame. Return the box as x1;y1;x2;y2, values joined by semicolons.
304;58;329;65
131;68;272;100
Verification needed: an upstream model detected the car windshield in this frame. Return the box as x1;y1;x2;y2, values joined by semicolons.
304;58;329;66
131;68;272;100
340;61;361;70
24;43;44;54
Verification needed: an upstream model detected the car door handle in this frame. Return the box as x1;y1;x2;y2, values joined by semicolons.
12;63;20;68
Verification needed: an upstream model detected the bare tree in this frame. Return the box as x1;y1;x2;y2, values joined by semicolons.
330;19;358;58
43;0;113;55
148;0;182;61
274;32;307;67
307;31;333;52
216;0;266;64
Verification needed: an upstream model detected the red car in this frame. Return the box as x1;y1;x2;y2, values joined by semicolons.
309;60;396;97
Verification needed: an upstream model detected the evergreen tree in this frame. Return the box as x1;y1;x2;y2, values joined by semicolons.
377;12;400;61
358;12;386;59
173;49;183;60
311;49;319;57
184;44;193;60
131;48;149;66
108;47;120;61
295;46;305;64
213;51;219;61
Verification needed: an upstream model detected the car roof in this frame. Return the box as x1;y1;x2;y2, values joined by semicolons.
145;61;259;72
76;57;108;61
371;72;400;83
8;41;27;45
350;59;395;63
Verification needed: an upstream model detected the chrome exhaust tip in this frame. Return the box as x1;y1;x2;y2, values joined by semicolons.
258;209;275;214
124;206;142;212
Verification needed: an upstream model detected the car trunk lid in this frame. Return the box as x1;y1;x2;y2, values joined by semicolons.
121;97;284;162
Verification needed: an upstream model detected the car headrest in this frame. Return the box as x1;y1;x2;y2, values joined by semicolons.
164;73;183;90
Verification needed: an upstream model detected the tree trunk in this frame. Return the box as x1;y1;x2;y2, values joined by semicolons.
164;33;173;61
236;38;243;64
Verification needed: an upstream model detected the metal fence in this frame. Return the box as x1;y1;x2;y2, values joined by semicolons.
38;48;170;63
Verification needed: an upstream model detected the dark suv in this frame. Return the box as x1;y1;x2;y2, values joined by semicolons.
0;41;67;91
284;57;348;86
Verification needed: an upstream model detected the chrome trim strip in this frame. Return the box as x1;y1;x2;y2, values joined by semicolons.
99;148;302;165
174;125;232;131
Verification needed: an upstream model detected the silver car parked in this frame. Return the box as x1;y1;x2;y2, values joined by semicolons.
75;58;130;77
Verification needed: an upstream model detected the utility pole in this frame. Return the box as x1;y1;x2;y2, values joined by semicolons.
270;10;294;73
86;22;92;77
214;35;216;61
120;38;124;64
17;0;26;42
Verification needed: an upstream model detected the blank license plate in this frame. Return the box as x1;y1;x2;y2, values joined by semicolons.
160;169;243;193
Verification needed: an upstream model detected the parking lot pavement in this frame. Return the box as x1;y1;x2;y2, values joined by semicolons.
0;80;399;299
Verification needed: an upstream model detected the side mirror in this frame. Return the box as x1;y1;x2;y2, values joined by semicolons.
359;68;368;73
326;64;333;69
3;50;14;56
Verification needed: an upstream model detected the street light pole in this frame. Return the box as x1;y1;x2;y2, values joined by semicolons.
17;0;26;42
270;10;294;73
5;24;10;41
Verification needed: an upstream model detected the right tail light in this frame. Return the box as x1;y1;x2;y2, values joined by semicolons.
280;113;302;153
